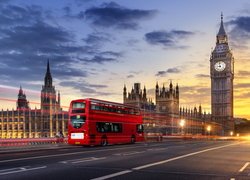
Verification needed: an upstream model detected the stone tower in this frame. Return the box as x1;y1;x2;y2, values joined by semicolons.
41;60;60;113
123;83;154;110
17;86;29;110
210;13;234;134
155;81;179;117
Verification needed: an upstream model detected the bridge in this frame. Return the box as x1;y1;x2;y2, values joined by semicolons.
0;137;250;179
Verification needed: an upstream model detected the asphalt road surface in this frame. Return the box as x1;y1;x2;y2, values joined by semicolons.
0;140;250;180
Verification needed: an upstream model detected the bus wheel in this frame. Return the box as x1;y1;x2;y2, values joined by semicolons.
131;136;136;144
101;137;108;146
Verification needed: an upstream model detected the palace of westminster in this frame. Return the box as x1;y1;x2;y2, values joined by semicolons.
0;15;234;138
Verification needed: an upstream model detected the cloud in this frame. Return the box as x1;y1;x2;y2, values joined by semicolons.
0;21;73;52
63;6;84;19
78;51;122;64
195;74;210;78
145;30;194;48
235;83;250;89
229;16;250;33
126;71;142;79
59;81;112;96
237;70;250;76
127;75;134;79
179;85;211;108
82;32;112;47
84;2;157;30
228;16;250;48
0;3;122;89
235;92;250;99
0;4;44;26
156;67;181;77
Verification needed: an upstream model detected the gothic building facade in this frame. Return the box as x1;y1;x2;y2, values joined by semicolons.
155;81;179;117
123;83;155;110
123;82;210;135
17;86;29;110
210;14;234;134
0;61;68;138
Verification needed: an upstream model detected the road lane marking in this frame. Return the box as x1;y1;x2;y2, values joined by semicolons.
91;170;132;180
72;157;106;164
133;142;242;170
0;166;47;176
123;151;145;156
91;142;242;180
147;147;168;151
0;143;157;163
60;157;106;164
113;151;145;156
59;157;106;164
239;162;250;172
0;166;29;172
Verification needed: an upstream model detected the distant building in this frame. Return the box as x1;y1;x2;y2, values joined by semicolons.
123;83;155;110
17;86;29;110
155;81;179;117
0;60;68;138
123;82;216;135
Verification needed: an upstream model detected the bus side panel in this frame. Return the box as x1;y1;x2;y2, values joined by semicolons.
89;113;132;145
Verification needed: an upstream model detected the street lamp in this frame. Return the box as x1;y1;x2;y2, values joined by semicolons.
179;119;185;135
207;125;211;136
230;131;234;136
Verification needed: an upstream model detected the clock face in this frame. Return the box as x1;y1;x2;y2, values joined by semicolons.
214;61;226;72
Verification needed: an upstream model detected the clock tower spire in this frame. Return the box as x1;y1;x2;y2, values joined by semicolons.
217;12;228;44
210;13;234;135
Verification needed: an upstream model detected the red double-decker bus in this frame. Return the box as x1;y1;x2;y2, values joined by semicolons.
68;98;144;146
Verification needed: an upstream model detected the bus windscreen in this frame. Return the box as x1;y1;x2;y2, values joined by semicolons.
70;115;86;128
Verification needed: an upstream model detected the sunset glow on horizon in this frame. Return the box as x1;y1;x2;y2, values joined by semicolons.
0;0;250;120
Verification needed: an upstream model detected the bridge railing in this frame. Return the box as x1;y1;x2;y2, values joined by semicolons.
0;138;68;147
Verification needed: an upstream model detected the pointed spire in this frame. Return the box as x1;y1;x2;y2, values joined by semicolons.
143;85;147;100
58;91;61;107
217;12;226;37
162;84;165;92
170;80;173;92
156;81;159;89
123;84;127;92
44;59;52;87
47;59;51;75
19;85;23;95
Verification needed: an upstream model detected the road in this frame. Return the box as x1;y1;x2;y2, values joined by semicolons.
0;140;250;180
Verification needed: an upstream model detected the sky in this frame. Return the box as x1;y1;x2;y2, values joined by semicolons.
0;0;250;119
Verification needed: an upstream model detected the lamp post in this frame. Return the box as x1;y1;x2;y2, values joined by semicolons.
179;119;185;135
207;125;211;137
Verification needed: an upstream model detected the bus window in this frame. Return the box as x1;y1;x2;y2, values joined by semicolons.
137;124;144;133
72;102;85;108
70;115;86;128
113;123;122;132
96;122;122;133
72;102;85;113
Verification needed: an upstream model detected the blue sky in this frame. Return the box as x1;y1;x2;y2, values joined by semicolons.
1;0;250;119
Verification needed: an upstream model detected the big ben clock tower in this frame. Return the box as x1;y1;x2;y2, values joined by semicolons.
210;14;234;135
